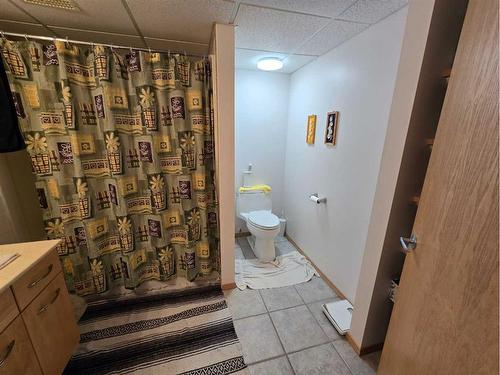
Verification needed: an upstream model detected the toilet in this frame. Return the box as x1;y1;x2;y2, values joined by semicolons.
237;187;280;262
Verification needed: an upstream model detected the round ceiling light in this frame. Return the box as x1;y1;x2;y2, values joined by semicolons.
257;57;284;71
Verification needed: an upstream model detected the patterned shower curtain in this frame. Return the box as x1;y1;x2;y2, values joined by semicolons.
0;39;220;297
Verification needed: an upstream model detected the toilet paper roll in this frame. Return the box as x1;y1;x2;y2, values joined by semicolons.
309;194;326;204
309;195;320;204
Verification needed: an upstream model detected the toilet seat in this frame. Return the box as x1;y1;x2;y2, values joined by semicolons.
247;210;280;230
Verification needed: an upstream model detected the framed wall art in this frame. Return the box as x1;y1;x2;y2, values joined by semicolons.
325;111;339;146
306;115;316;145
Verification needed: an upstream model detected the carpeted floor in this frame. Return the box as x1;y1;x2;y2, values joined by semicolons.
64;286;249;375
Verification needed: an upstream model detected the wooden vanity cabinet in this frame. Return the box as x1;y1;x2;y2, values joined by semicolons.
0;240;79;375
0;314;42;375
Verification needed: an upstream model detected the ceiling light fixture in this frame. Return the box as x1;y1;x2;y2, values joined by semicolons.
257;57;283;71
23;0;79;11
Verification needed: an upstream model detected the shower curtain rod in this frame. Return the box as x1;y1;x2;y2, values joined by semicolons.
0;31;207;58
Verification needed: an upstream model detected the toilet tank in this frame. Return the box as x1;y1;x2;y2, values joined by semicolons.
237;190;272;216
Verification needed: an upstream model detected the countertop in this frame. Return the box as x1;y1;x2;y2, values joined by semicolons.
0;240;60;293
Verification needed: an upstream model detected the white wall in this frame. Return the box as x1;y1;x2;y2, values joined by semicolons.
283;7;408;302
235;69;290;232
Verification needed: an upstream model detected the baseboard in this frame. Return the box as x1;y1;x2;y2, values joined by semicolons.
360;342;384;355
285;235;349;303
346;333;384;355
235;231;250;238
221;282;236;290
345;333;362;355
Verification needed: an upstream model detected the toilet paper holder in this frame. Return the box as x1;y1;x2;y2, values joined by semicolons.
309;193;327;204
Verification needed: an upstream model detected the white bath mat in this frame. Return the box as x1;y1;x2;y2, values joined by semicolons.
235;251;319;290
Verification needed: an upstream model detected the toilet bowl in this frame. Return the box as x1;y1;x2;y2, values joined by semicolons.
237;186;279;262
244;210;280;262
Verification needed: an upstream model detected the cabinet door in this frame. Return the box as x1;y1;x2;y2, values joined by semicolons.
22;273;80;375
0;315;42;375
0;288;18;333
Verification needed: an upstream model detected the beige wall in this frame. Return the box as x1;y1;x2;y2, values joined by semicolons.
0;150;44;244
210;23;235;287
350;0;439;350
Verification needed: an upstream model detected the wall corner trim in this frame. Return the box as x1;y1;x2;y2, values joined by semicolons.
210;23;236;287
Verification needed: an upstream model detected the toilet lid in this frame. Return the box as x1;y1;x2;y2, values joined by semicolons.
247;210;280;229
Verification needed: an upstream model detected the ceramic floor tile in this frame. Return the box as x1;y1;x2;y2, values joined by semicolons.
294;276;337;303
260;286;304;312
270;305;329;353
274;236;288;243
248;356;294;375
237;237;256;259
332;339;376;375
233;314;285;364
288;343;351;375
362;350;382;371
224;288;267;320
235;246;245;260
236;237;250;248
241;247;256;259
307;298;343;341
275;240;297;256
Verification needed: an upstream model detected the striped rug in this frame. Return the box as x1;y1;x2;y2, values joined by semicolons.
64;286;248;375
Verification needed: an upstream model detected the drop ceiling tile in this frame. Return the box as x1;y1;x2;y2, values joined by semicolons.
127;0;234;43
296;19;368;55
10;0;137;34
1;1;36;22
235;4;329;53
0;20;52;36
337;0;408;24
240;0;356;17
49;27;146;48
282;53;317;73
235;48;316;73
144;37;209;56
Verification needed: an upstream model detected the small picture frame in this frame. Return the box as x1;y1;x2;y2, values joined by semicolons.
306;115;316;145
325;111;339;146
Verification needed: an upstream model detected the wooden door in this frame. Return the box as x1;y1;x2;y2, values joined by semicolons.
378;0;499;374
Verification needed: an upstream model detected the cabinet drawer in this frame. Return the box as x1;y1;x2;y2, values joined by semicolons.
0;288;19;333
0;315;42;375
22;272;79;375
12;250;60;311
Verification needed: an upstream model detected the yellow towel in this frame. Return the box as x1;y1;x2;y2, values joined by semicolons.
239;184;272;193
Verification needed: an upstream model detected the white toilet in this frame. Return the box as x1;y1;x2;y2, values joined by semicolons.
237;187;280;262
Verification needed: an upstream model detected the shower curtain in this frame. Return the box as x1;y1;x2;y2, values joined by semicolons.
0;39;220;296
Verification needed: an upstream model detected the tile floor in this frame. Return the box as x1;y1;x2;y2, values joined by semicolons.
225;237;381;375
